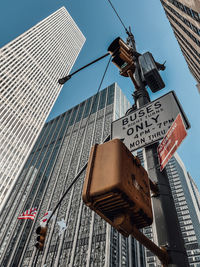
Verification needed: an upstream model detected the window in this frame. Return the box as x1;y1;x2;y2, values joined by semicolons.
98;89;107;110
91;94;99;114
83;98;92;118
107;85;115;105
75;102;85;122
188;236;197;242
69;106;78;125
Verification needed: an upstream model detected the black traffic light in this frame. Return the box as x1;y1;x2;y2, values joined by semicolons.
108;37;135;77
35;226;47;251
139;52;165;92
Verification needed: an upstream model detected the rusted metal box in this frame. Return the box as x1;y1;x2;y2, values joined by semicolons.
82;139;153;237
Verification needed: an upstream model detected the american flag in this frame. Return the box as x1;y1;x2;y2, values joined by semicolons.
17;208;37;220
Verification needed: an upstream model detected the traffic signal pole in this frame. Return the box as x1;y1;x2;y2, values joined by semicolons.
127;32;189;266
57;29;189;265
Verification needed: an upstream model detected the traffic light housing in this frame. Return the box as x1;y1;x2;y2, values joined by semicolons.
139;52;165;92
82;139;153;237
108;37;135;77
35;226;47;251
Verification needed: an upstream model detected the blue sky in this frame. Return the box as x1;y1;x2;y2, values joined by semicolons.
0;0;200;189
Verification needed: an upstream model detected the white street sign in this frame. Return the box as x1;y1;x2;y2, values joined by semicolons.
111;91;190;152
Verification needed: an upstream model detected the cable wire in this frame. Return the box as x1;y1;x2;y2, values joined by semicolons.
33;55;112;267
107;0;129;34
47;55;112;222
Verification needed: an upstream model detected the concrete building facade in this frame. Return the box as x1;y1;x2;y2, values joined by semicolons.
137;151;200;266
0;83;148;267
0;7;85;212
167;154;200;266
160;0;200;88
1;77;200;266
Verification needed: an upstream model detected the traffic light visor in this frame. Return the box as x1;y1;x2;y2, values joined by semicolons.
108;37;131;56
108;37;121;54
36;226;47;235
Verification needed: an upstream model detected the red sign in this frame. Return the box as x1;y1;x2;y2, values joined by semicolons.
158;113;187;171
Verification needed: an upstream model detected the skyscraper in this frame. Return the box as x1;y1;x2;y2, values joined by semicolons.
0;7;85;212
0;83;147;267
167;154;200;266
137;151;200;266
160;0;200;89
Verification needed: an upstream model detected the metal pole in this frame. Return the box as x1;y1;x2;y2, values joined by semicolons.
131;226;169;265
127;33;189;266
58;53;110;84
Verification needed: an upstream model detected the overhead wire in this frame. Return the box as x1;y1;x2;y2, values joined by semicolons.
43;55;111;225
29;2;125;265
32;3;125;263
107;0;130;35
35;56;112;266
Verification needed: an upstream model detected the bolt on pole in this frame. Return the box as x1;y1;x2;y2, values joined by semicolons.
127;32;189;267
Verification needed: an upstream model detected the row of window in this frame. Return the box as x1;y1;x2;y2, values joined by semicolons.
180;43;200;83
188;249;200;256
46;85;115;130
186;242;200;250
162;1;200;37
189;65;200;84
175;200;188;208
32;92;107;155
165;9;200;47
163;0;200;22
173;25;200;60
184;236;197;243
181;40;200;67
4;8;83;60
172;27;200;83
189;256;200;263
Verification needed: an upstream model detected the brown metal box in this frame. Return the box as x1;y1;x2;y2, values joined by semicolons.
82;139;153;237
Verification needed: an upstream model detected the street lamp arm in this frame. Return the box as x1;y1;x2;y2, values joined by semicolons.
58;52;110;85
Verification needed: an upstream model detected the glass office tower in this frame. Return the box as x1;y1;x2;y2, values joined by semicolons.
137;151;200;267
0;83;147;267
0;6;85;212
166;154;200;266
